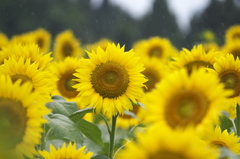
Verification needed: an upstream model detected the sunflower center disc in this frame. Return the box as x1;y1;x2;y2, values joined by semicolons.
233;33;240;40
57;72;78;98
185;61;213;74
62;42;73;57
142;69;160;92
231;48;240;59
210;140;229;149
91;61;129;98
165;90;208;128
11;74;32;85
37;37;44;49
0;99;27;150
150;151;187;159
220;71;240;98
149;46;162;58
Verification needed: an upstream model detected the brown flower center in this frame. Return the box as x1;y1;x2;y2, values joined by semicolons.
11;74;32;85
149;151;188;159
0;99;27;150
37;37;44;49
233;33;240;41
62;42;73;57
185;61;213;74
91;61;129;98
165;90;209;128
57;71;79;98
142;68;160;92
210;140;229;149
231;48;240;60
219;70;240;98
149;46;163;58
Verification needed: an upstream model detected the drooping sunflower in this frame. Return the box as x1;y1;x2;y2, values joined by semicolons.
133;36;178;63
0;74;50;159
225;25;240;43
86;38;113;52
208;53;240;118
115;123;219;159
38;142;93;159
203;126;240;155
73;43;147;117
0;43;52;69
169;44;222;74
143;68;231;135
0;57;55;102
53;30;83;60
221;40;240;60
49;57;82;102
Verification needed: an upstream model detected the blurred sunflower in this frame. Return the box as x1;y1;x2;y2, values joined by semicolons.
0;57;55;102
53;30;83;60
144;68;231;135
225;25;240;43
169;44;222;74
208;53;240;118
0;43;52;69
0;32;9;51
0;74;50;159
203;126;240;155
133;36;178;63
203;42;219;52
86;38;113;52
73;43;147;117
222;40;240;60
115;123;219;159
38;142;93;159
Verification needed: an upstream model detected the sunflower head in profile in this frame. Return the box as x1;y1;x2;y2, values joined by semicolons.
169;44;222;74
0;74;50;159
49;56;82;102
133;36;178;63
115;123;219;159
53;30;83;61
208;53;240;118
203;126;240;155
225;25;240;43
73;43;147;117
144;68;231;135
38;142;93;159
86;38;113;52
222;40;240;60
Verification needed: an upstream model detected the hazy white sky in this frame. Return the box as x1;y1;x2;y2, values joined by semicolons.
108;0;210;33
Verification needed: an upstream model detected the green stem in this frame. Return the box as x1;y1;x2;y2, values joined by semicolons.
99;113;111;134
236;104;240;136
108;114;118;159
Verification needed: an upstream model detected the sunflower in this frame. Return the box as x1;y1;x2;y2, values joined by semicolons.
115;123;219;159
169;44;222;74
201;30;215;42
222;40;240;60
0;74;50;159
49;57;82;102
0;43;52;69
73;43;147;117
208;53;240;118
53;30;83;60
143;68;231;135
0;57;55;102
0;32;9;51
86;38;113;52
133;36;178;63
225;25;240;43
203;126;240;155
203;42;219;53
38;142;93;159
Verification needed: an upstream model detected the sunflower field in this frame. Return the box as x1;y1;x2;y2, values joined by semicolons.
1;25;240;159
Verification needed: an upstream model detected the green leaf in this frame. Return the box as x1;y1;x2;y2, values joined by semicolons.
46;100;78;116
77;118;103;146
219;115;234;133
69;107;94;123
51;95;66;101
45;114;83;144
91;155;110;159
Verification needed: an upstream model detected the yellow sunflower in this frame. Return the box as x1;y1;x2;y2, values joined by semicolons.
53;30;83;60
203;126;240;155
203;42;219;52
115;123;219;159
222;40;240;60
0;57;55;102
225;25;240;43
144;68;231;135
0;32;9;51
208;53;240;118
169;44;222;74
38;142;93;159
0;43;52;69
133;36;178;63
86;38;113;52
73;43;147;117
49;57;82;102
0;74;50;159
